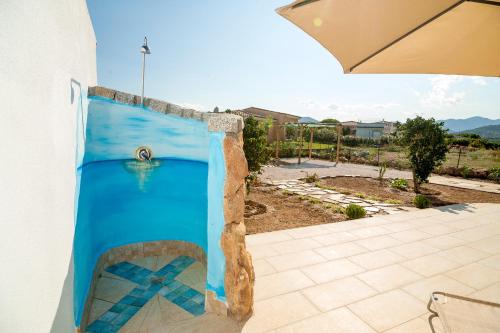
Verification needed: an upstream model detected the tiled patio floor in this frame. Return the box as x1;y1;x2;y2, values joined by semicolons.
242;203;500;333
86;255;241;333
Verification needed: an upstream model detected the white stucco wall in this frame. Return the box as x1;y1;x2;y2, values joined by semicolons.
0;0;97;331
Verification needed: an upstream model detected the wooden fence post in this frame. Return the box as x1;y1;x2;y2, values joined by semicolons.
308;127;314;160
336;124;342;164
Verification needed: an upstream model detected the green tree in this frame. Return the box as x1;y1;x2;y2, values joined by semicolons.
320;118;339;124
243;117;271;174
397;117;448;193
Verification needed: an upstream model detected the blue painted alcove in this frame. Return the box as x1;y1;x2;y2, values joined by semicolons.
73;98;226;326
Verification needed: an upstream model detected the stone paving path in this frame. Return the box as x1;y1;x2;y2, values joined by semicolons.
266;179;416;216
262;159;500;194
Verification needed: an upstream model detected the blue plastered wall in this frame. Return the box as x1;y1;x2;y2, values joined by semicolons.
73;97;227;325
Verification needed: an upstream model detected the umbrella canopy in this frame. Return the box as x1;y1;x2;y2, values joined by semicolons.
277;0;500;76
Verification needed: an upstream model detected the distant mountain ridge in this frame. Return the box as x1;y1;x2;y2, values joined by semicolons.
441;116;500;133
463;124;500;139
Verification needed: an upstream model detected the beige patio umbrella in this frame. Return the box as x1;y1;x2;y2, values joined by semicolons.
277;0;500;76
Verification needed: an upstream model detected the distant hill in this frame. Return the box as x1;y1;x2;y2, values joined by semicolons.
462;124;500;139
441;117;500;133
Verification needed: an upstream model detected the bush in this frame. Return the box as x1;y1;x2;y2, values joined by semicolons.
397;117;448;193
304;172;319;183
243;117;271;174
461;165;471;179
413;195;431;209
345;204;367;219
488;167;500;183
390;178;408;191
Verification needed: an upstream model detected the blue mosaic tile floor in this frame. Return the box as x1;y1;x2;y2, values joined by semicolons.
86;256;205;333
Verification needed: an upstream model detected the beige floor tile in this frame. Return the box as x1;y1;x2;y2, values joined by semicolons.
348;290;425;332
355;235;402;251
449;227;493;242
88;299;114;323
403;275;475;302
467;235;500;254
285;225;331;239
349;249;404;270
314;242;367;260
479;254;500;270
383;222;417;232
402;254;461;277
390;230;432;243
385;317;436;333
381;213;420;222
302;276;377;311
350;226;391;239
389;242;440;259
420;314;445;332
247;231;292;247
176;261;206;293
252;259;277;277
418;224;459;236
301;259;364;284
360;216;393;226
447;219;483;230
149;313;242;333
242;292;319;333
247;244;280;260
119;297;154;333
322;221;363;232
119;295;193;333
357;264;422;292
254;270;315;301
100;271;128;281
271;238;322;255
469;281;500;303
155;255;178;270
267;250;326;272
93;276;136;303
129;256;159;271
312;232;356;246
437;246;490;265
446;263;500;289
275;307;376;333
423;235;466;249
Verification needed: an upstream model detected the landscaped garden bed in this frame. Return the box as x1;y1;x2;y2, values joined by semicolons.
244;176;500;235
245;185;345;234
318;176;500;207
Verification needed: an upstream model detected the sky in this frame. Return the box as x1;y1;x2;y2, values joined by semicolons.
86;0;500;122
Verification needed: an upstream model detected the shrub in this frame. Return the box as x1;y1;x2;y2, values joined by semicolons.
345;204;367;219
378;162;387;183
324;203;345;214
488;167;500;183
304;172;319;183
385;199;403;205
413;195;431;209
461;165;471;179
390;178;408;191
397;117;448;193
243;116;271;174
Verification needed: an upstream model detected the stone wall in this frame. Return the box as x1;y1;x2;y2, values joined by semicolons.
87;86;255;321
221;132;255;321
